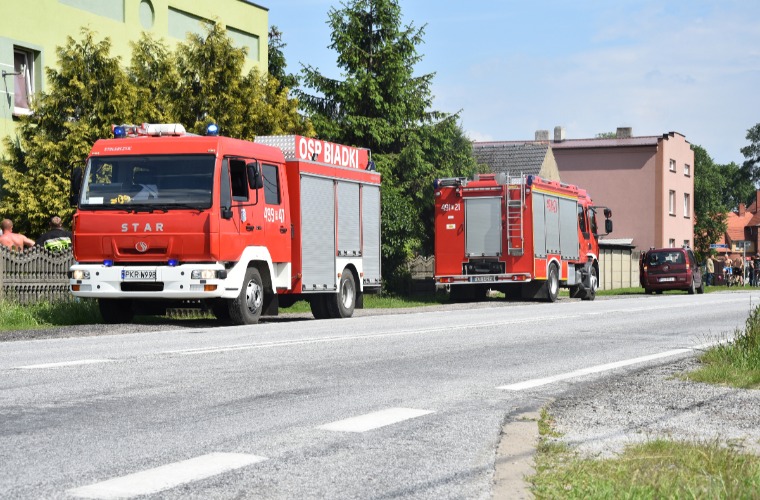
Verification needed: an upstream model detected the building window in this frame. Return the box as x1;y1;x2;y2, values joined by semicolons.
669;238;676;247
683;193;691;218
669;159;676;172
684;163;691;177
684;239;690;247
11;48;36;115
669;190;676;216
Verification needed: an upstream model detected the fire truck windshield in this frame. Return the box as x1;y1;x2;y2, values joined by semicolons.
79;155;215;210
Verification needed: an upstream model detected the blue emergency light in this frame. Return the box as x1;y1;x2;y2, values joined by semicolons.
206;123;219;136
113;126;126;138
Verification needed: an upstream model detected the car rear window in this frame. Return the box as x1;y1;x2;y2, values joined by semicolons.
648;251;685;265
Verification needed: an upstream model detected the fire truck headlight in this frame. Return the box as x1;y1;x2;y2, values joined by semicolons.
70;270;90;280
192;269;220;280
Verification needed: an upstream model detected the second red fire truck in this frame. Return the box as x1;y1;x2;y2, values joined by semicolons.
434;173;612;302
69;124;381;324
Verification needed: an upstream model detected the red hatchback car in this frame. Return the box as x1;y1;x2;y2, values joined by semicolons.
639;247;705;294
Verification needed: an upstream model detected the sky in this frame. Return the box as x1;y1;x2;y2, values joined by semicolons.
264;0;760;166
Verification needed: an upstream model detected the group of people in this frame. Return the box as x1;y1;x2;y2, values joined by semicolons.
704;254;760;287
0;216;72;252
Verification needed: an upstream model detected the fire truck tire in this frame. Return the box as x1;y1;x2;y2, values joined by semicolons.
568;285;582;299
546;264;559;302
581;266;598;301
326;271;356;318
309;295;331;319
98;298;135;324
229;267;264;325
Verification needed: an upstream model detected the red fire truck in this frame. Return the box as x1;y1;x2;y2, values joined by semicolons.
69;124;381;324
434;173;612;302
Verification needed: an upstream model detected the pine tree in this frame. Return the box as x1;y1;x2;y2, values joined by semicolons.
299;0;476;289
268;26;299;93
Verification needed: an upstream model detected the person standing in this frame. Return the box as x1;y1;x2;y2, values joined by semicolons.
724;255;733;286
754;254;760;287
0;219;35;251
35;216;73;251
705;255;714;287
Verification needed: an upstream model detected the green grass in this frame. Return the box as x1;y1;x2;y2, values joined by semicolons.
0;298;102;331
531;410;760;499
686;303;760;389
531;438;760;499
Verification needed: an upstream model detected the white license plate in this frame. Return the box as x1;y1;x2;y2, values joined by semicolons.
469;275;493;282
122;269;157;281
658;277;675;282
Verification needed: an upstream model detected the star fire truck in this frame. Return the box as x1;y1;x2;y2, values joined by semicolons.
434;173;612;302
68;124;382;324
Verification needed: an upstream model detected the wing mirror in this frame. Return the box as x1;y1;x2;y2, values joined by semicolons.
247;161;263;190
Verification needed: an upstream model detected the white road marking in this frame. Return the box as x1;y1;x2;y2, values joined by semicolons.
499;348;695;391
318;407;434;433
16;359;113;370
67;452;267;499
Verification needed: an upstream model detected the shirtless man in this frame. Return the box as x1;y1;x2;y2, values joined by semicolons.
0;219;35;251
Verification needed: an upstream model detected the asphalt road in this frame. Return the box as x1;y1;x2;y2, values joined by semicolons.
1;292;758;499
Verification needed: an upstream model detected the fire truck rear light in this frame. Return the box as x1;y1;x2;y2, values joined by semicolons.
103;260;113;267
71;284;80;291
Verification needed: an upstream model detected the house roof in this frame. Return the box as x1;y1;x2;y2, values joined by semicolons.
726;211;754;242
475;136;661;150
471;143;549;177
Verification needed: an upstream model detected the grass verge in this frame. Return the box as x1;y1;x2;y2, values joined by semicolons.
0;298;102;331
530;411;760;498
686;304;760;389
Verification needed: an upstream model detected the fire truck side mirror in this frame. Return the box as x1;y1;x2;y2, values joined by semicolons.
604;208;612;219
605;219;613;235
247;162;263;190
69;165;83;206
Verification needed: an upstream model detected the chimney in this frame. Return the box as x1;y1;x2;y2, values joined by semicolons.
616;127;632;139
554;126;566;142
535;130;550;141
739;203;746;216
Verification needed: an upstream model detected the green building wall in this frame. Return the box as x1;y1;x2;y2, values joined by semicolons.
0;0;268;140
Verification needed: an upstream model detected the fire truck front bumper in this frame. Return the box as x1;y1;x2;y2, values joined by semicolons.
69;263;236;299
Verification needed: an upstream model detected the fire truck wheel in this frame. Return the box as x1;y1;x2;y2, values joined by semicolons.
546;264;559;302
327;271;356;318
229;268;264;325
309;295;331;319
98;298;135;324
581;266;598;301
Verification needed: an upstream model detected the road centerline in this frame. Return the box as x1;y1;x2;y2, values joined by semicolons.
67;452;268;499
318;407;434;432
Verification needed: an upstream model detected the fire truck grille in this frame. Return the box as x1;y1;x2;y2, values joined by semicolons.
120;282;165;292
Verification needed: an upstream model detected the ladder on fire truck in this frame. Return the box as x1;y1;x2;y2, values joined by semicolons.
505;173;525;256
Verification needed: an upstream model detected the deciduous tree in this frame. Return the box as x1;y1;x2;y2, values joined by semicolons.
692;145;728;260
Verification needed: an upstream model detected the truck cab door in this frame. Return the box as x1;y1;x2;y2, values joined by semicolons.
260;163;290;264
219;158;260;260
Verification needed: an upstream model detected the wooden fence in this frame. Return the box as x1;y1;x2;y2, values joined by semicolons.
0;246;74;304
